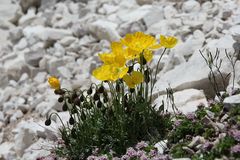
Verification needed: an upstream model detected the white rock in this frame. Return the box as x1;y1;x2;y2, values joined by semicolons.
146;19;169;35
224;94;240;104
136;0;154;5
10;110;24;123
33;72;47;83
46;57;65;75
0;68;8;88
143;6;164;28
89;20;120;42
22;138;52;160
182;0;201;13
18;7;37;26
59;36;77;47
0;142;15;159
230;25;240;42
58;66;72;79
0;0;18;21
173;30;205;57
8;27;23;44
14;128;35;156
20;0;40;13
14;38;28;51
164;5;177;19
24;49;45;67
154;140;168;154
0;111;4;121
154;48;232;98
154;89;207;113
0;29;9;47
23;25;72;42
118;5;152;23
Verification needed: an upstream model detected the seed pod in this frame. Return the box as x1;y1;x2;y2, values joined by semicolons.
72;92;78;100
74;98;80;106
98;85;105;93
80;95;85;102
54;89;65;95
130;88;135;93
45;119;51;126
69;116;75;125
93;93;100;101
87;87;93;95
62;102;68;111
58;96;64;103
97;101;102;108
144;70;150;83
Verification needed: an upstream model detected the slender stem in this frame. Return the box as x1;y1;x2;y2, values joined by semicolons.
150;48;167;102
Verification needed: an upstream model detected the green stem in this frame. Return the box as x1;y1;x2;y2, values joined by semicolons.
150;48;167;102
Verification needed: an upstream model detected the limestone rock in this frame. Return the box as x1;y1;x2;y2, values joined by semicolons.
89;20;120;42
153;89;207;113
20;0;41;13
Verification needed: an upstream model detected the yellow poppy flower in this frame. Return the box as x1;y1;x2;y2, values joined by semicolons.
48;76;60;90
92;65;128;81
160;35;178;48
123;71;144;88
120;32;162;60
98;42;127;67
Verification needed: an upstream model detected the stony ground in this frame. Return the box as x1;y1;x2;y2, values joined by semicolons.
0;0;240;159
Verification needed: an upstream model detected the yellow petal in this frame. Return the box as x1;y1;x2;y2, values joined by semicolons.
48;76;60;89
98;53;114;64
143;50;153;62
92;65;111;81
123;74;135;88
160;35;178;48
131;71;144;84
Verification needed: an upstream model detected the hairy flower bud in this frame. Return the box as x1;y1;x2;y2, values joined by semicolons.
87;87;93;95
97;85;105;93
45;119;51;126
58;96;64;103
93;93;100;101
69;116;75;125
97;101;102;108
62;102;68;111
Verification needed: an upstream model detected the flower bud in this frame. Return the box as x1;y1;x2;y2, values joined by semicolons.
58;96;64;103
54;89;65;95
74;98;80;106
93;93;100;101
69;116;75;125
97;85;105;93
87;87;93;95
72;92;78;100
97;101;102;108
45;119;51;126
130;88;135;93
62;102;68;111
80;95;85;102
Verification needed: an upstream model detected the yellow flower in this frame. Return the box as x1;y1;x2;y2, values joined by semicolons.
121;32;162;60
160;35;178;48
99;42;126;67
92;65;128;81
123;71;144;88
48;76;60;89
